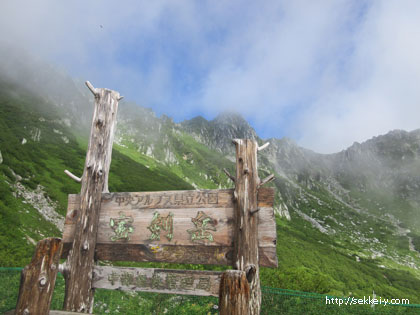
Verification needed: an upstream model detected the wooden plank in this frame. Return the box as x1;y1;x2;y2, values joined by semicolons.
65;188;273;211
219;270;249;315
258;247;278;268
64;207;274;247
257;186;275;208
92;266;223;297
63;188;276;248
61;244;277;267
15;238;62;315
63;83;122;313
72;189;236;210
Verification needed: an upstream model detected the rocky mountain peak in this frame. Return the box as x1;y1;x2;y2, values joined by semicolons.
211;111;257;140
339;129;420;165
212;111;252;128
181;111;258;154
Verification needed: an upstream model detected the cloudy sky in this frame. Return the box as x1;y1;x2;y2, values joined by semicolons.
0;1;419;153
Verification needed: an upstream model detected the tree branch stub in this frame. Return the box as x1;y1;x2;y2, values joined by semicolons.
257;142;269;151
85;81;98;97
64;170;82;183
259;174;274;188
223;168;236;183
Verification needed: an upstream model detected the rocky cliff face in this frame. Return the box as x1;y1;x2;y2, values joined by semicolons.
180;112;420;235
181;112;258;155
330;129;420;200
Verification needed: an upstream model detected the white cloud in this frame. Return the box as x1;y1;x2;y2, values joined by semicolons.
191;1;362;141
296;0;420;153
0;0;179;106
0;1;419;153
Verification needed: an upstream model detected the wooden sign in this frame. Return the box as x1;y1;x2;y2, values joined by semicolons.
93;266;223;297
62;188;277;267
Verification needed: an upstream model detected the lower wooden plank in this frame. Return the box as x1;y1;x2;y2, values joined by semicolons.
5;311;88;315
6;309;95;314
92;266;223;297
61;243;278;267
3;310;90;315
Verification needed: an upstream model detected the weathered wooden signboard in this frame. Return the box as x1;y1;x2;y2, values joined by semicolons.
62;187;277;267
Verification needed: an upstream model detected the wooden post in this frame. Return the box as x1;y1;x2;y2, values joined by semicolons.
63;82;122;313
15;238;62;315
219;270;250;315
233;139;261;314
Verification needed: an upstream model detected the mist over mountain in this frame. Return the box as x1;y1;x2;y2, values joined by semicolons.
0;55;420;301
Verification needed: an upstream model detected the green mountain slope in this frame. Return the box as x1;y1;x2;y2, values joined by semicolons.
0;79;192;266
0;58;419;303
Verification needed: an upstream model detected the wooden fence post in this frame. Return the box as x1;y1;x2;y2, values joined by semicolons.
219;270;250;315
232;139;261;314
63;82;122;312
15;238;62;315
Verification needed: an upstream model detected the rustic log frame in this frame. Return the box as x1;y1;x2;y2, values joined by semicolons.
15;238;62;315
14;76;276;315
63;82;122;312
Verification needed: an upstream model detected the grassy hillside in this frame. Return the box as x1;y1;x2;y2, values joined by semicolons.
261;216;420;302
0;81;192;266
0;78;419;303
